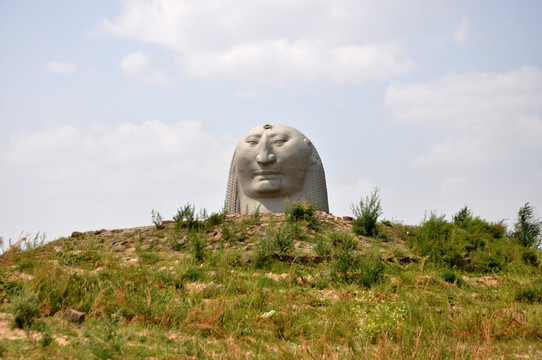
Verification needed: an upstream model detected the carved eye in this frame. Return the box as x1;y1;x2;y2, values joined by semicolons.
246;137;259;146
274;139;287;146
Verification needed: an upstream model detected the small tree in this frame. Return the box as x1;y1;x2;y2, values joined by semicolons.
513;202;542;248
351;188;383;237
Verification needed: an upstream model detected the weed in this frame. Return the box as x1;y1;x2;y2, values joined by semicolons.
253;235;276;269
205;210;226;228
351;187;382;237
184;266;203;282
190;231;207;263
381;220;393;227
357;253;385;287
41;332;54;348
273;226;294;255
10;291;40;329
314;235;331;256
515;280;542;303
329;232;356;251
286;201;320;230
512;202;542;248
355;292;406;343
521;248;539;265
174;203;202;231
440;269;464;286
151;209;165;230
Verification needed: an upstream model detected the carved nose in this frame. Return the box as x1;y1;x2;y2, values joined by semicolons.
256;149;276;164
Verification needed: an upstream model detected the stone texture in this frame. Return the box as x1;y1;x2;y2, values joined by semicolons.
225;124;328;214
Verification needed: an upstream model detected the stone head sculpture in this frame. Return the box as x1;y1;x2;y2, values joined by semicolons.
225;124;329;213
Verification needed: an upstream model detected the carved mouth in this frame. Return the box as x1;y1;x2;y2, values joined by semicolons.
254;171;281;176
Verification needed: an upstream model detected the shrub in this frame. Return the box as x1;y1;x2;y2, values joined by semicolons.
205;210;226;228
273;226;294;255
151;209;164;230
521;248;539;265
351;188;382;237
515;280;542;303
512;202;542;248
329;232;356;251
190;231;207;263
174;203;202;231
183;267;203;282
441;269;464;286
286;201;320;230
11;291;40;329
314;235;331;256
253;235;276;269
329;232;358;281
41;332;54;348
358;253;385;287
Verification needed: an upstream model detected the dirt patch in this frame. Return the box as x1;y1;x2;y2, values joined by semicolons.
463;276;498;287
264;273;289;281
184;282;208;292
0;312;40;341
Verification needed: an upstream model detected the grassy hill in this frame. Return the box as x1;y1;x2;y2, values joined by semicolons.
0;205;541;359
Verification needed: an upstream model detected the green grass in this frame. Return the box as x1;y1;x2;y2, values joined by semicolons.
0;211;540;359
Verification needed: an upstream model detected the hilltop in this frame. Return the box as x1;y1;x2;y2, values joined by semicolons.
0;208;541;359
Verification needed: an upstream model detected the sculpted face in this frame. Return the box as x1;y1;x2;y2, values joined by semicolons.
235;124;314;199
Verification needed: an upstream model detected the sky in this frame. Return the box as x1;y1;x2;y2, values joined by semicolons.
1;0;541;243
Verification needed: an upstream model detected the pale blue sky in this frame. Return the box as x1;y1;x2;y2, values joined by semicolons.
1;0;541;242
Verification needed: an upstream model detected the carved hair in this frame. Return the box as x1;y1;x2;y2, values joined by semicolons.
225;125;329;213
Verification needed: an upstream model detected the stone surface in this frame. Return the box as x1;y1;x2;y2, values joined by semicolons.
63;308;85;323
225;124;328;213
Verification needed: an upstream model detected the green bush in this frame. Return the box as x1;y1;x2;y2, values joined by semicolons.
183;267;203;282
515;280;542;303
441;269;464;286
521;248;539;265
286;201;320;230
10;291;40;329
253;235;276;269
273;226;294;255
190;231;207;263
351;188;382;237
358;253;385;287
512;202;542;248
151;209;165;230
329;232;356;251
314;235;331;256
174;203;202;231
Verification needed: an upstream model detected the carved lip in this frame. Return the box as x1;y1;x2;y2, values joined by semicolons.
253;170;282;178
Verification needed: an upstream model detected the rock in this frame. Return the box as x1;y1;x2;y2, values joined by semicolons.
63;308;85;323
342;216;354;222
260;310;276;319
70;232;83;238
108;237;123;245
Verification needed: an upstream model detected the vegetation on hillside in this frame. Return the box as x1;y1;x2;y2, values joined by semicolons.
0;199;540;359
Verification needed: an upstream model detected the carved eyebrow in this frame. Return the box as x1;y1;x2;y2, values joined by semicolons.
245;135;261;141
268;133;289;139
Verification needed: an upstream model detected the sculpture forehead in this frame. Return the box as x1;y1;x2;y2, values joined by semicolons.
241;124;302;139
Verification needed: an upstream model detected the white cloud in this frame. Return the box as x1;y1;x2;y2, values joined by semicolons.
0;120;235;240
100;0;418;84
119;51;172;87
179;40;415;84
234;89;260;99
118;51;150;76
385;66;542;167
453;19;469;44
45;60;77;74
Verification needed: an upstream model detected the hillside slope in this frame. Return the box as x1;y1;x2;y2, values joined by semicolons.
0;211;541;359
